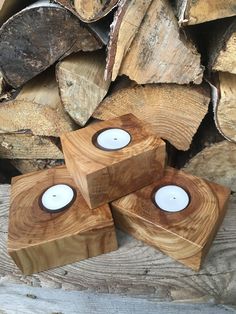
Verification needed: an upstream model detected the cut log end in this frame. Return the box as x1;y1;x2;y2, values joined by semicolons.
0;1;101;88
93;84;210;151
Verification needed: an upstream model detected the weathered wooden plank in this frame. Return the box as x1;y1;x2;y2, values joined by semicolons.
0;283;235;314
0;183;236;304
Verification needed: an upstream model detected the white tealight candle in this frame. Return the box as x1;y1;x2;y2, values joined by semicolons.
154;185;189;213
96;128;131;150
41;184;75;212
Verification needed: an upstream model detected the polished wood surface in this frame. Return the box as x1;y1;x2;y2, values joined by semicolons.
8;166;117;275
61;114;166;209
111;167;230;271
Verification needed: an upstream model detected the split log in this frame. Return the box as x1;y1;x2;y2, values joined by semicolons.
55;0;119;22
0;69;76;137
105;0;152;81
57;50;110;126
0;1;101;88
207;17;236;74
177;0;236;26
0;134;63;159
212;72;236;143
11;159;64;174
184;141;236;192
93;84;210;150
118;0;203;85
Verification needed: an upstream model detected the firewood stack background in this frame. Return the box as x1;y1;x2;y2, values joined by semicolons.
0;0;235;183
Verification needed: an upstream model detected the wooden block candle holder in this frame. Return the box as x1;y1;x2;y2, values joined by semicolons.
111;167;231;271
61;114;166;209
8;166;118;275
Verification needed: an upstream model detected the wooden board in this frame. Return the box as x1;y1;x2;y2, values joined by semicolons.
177;0;236;25
57;50;110;126
0;134;63;159
0;69;76;137
0;283;235;313
119;0;203;84
111;167;230;271
61;114;166;208
0;1;101;88
93;84;210;150
8;166;117;274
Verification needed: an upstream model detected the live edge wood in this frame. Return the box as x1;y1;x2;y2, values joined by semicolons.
61;114;166;209
111;167;230;271
8;166;117;275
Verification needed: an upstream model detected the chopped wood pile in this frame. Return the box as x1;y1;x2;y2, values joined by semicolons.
0;0;235;179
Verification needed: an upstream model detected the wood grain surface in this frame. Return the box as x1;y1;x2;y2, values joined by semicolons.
0;134;63;159
61;114;166;208
177;0;236;25
119;0;203;84
0;144;236;306
0;69;76;137
105;0;152;81
111;167;230;271
93;84;210;150
57;50;110;126
0;1;100;88
215;72;236;142
55;0;119;22
0;283;235;314
8;166;117;274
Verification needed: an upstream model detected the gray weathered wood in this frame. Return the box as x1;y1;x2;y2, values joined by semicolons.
0;183;236;305
0;283;235;314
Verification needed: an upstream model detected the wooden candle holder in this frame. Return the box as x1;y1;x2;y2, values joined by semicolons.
8;166;118;275
61;114;166;209
111;167;231;271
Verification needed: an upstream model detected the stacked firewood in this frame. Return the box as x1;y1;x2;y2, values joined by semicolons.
0;0;235;179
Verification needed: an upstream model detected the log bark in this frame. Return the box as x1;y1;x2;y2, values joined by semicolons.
0;0;101;88
55;0;119;22
57;50;110;126
0;69;76;137
212;72;236;143
177;0;236;26
93;84;210;151
118;0;203;85
11;159;64;174
105;0;152;81
0;134;63;159
207;17;236;74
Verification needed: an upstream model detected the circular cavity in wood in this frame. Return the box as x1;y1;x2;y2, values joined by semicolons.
93;128;132;151
39;184;76;213
154;185;190;213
